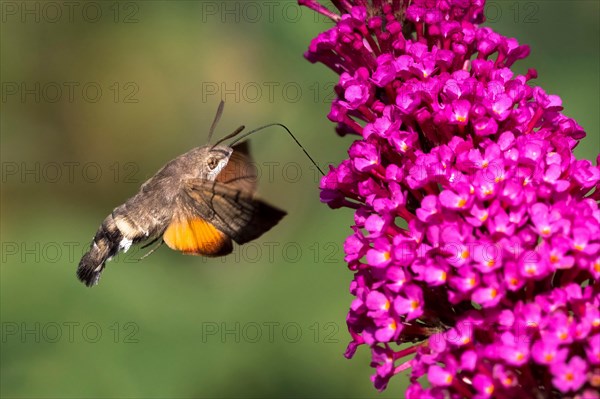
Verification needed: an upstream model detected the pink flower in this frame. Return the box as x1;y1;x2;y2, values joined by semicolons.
550;356;588;393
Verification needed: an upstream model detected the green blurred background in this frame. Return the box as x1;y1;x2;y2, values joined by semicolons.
1;1;598;398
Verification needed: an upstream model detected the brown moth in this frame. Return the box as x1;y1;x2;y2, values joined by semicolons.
77;101;286;287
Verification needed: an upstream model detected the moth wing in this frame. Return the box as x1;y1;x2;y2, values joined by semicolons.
182;178;286;245
163;206;233;257
216;141;257;194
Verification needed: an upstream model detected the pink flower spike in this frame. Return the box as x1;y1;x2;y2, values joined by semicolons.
301;0;600;396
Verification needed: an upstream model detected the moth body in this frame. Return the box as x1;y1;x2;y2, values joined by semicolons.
77;141;285;287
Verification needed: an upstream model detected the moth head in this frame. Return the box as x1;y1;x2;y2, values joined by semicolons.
201;145;233;180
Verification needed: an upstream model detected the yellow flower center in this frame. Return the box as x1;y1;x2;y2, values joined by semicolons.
525;265;537;275
410;300;419;310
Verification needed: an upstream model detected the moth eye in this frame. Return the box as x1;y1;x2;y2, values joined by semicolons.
207;157;218;170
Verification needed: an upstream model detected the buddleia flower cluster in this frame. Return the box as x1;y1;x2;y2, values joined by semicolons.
299;0;600;397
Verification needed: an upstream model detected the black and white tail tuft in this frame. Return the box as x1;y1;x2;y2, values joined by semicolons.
77;220;122;287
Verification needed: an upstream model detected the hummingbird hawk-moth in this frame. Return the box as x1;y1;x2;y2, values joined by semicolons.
77;101;290;287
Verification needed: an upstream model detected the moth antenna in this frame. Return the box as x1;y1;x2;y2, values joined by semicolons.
212;125;245;149
230;123;324;176
207;100;225;143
